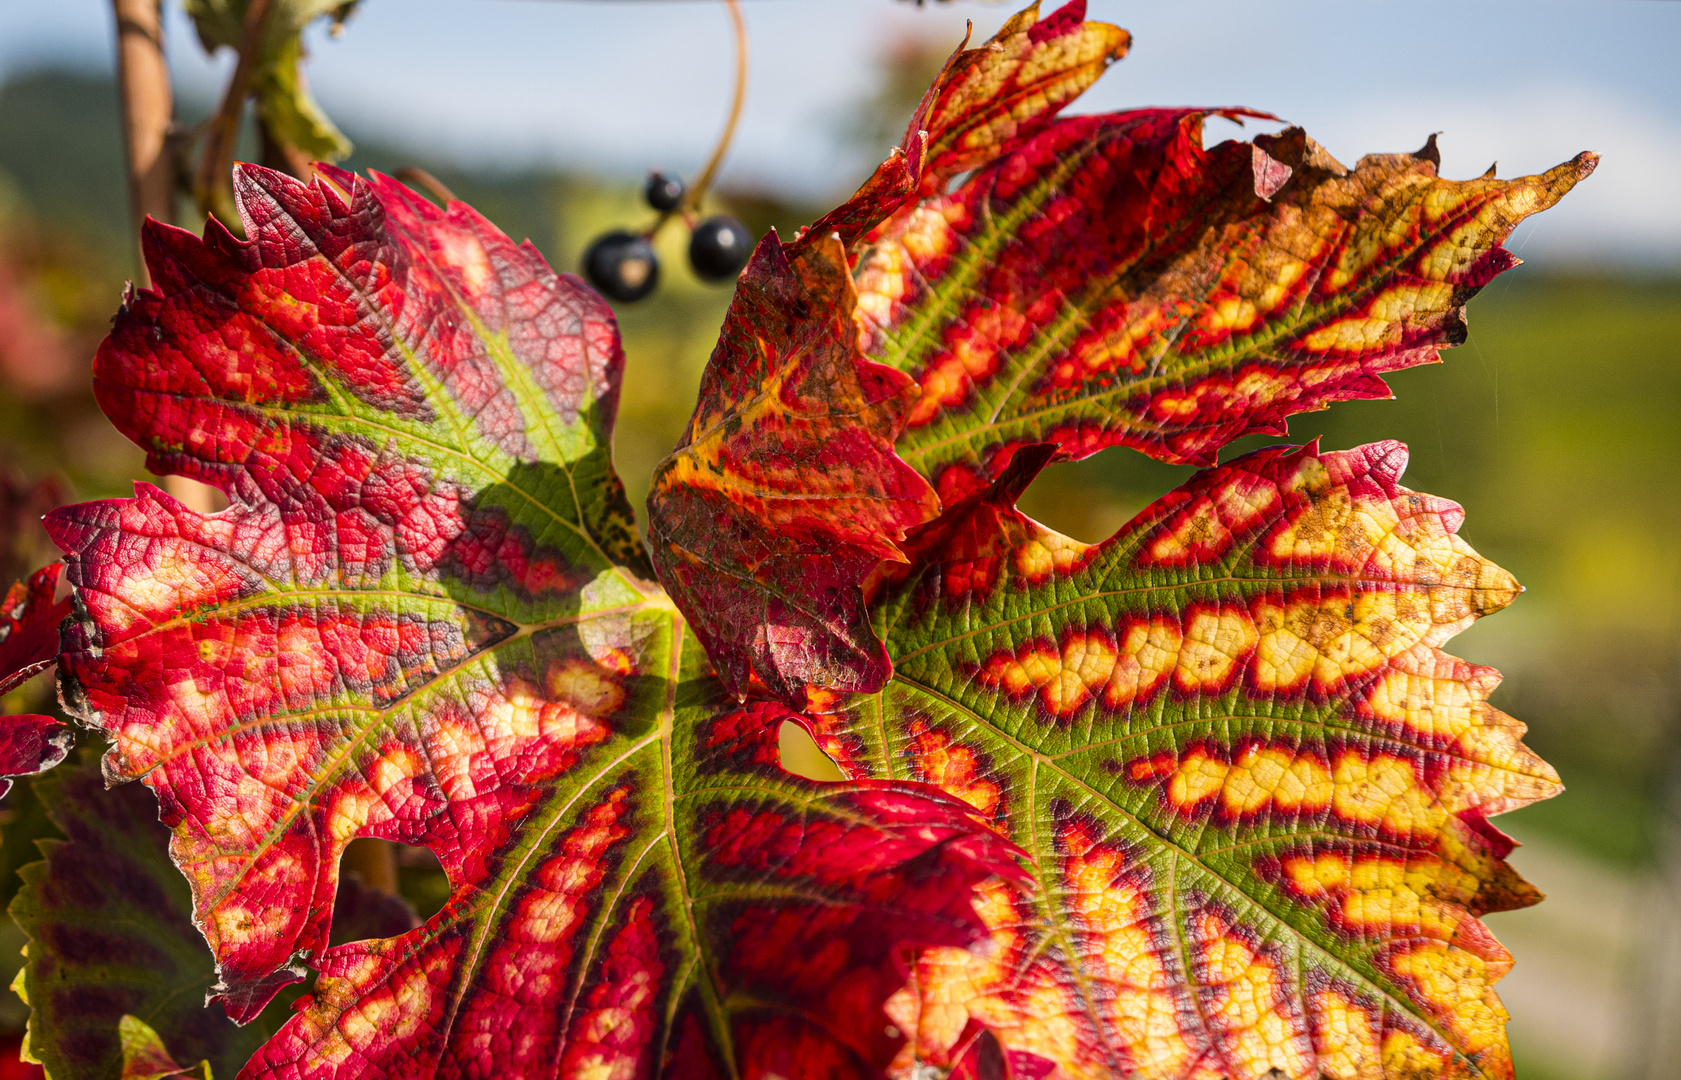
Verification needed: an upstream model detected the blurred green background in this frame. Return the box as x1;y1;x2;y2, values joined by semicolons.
0;27;1675;1080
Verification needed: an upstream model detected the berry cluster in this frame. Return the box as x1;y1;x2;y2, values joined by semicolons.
583;172;753;303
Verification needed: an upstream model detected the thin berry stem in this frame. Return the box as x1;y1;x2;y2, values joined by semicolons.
395;166;459;206
647;0;746;238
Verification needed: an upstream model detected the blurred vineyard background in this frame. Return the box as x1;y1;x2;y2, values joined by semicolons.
0;6;1677;1079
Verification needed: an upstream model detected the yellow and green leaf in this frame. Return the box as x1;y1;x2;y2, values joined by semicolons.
43;165;1021;1079
823;441;1556;1079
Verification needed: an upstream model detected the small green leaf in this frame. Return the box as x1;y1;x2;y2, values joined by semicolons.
184;0;357;163
119;1015;211;1080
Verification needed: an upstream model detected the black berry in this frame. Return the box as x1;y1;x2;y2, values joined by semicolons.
688;215;753;282
583;230;659;303
644;171;686;212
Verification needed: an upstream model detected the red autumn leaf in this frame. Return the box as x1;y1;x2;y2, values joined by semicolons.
641;1;1130;706
791;5;1595;498
807;0;1131;249
646;232;938;705
44;164;1022;1079
0;563;71;795
0;563;69;698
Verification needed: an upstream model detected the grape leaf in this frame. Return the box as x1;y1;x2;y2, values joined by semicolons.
0;564;70;699
806;0;1131;249
0;565;72;796
641;0;1130;707
11;760;272;1080
647;232;937;705
824;441;1555;1079
118;1015;211;1080
855;112;1595;493
47;165;1021;1078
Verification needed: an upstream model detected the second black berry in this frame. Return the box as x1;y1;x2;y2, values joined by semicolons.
688;215;753;282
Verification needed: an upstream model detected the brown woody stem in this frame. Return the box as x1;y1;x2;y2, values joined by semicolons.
343;838;401;899
110;1;225;515
109;0;174;287
394;167;459;207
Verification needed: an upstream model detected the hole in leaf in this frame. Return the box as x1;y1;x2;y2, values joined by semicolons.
971;1029;1008;1080
333;839;447;945
1015;451;1195;545
778;719;846;782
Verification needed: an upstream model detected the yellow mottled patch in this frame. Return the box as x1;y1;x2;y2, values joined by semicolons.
902;203;961;263
1300;316;1402;354
981;619;1171;718
1331;751;1442;838
1064;838;1193;1077
168;676;229;733
1251;253;1310;314
208;893;293;949
1380;1027;1451;1076
1267;485;1394;567
1251;592;1430;694
1281;852;1473;940
1166;749;1227;810
1014;531;1092;582
122;543;222;618
1047;632;1115;715
1220;745;1333;816
1149;502;1227;564
1365;667;1480;743
328;785;382;842
854;242;909;329
1230;367;1296;405
1390;943;1510;1057
1174;608;1258;691
1103;619;1181;708
981;644;1060;698
1200;294;1259;333
911;355;975;425
386;960;438;1041
368;746;423;799
1195;914;1311;1077
1310;989;1383;1080
426;712;488;800
545;658;623;731
1366;281;1455;325
484;678;546;742
1150;390;1202;420
910;727;1002;820
1251;601;1320;691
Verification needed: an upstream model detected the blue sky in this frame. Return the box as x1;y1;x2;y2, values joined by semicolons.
2;0;1676;264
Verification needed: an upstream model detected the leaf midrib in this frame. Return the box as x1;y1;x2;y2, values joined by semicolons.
888;671;1492;1079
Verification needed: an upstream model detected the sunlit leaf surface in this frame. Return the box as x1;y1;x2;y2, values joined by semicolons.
0;564;71;795
48;166;1020;1079
821;441;1556;1079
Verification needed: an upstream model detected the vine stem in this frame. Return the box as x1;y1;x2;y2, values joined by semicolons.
109;0;173;288
193;0;274;226
647;0;747;237
108;1;222;518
